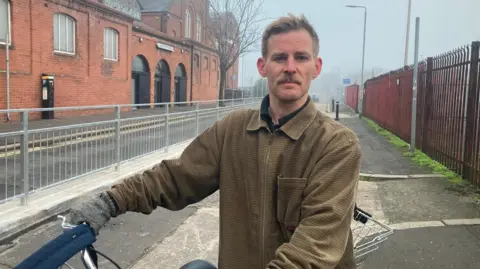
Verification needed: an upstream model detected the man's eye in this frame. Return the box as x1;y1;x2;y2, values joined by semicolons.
297;55;309;60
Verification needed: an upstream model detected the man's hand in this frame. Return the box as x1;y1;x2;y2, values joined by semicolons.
65;192;118;235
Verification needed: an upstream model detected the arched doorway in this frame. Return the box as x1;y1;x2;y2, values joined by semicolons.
155;60;171;104
174;64;187;104
132;55;150;108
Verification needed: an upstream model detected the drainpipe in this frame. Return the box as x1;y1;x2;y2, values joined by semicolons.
190;43;193;102
5;1;11;122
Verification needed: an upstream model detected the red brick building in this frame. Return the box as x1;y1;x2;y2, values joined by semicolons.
0;0;239;120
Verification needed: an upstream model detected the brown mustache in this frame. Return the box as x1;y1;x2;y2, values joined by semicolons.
277;75;301;85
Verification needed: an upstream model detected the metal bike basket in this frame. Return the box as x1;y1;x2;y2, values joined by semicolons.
352;206;394;265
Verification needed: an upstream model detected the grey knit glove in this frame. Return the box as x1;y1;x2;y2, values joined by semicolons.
66;192;118;235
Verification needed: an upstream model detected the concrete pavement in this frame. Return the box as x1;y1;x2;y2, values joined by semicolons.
130;193;221;269
326;108;434;176
360;225;480;269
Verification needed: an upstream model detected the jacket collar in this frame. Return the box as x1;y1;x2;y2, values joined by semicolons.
247;95;318;140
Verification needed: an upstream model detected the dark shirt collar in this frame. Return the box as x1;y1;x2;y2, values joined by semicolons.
260;94;311;132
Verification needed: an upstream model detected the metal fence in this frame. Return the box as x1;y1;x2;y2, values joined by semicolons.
344;84;360;113
0;98;263;205
363;41;480;187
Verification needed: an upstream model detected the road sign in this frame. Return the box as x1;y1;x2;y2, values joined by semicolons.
343;78;351;85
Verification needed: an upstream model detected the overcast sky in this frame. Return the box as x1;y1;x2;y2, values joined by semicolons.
238;0;480;87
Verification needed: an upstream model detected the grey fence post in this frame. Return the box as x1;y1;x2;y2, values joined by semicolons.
165;104;170;153
217;100;220;120
115;106;121;171
195;102;200;135
20;111;29;206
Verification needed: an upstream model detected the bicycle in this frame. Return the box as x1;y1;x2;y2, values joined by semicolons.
13;206;393;269
14;216;120;269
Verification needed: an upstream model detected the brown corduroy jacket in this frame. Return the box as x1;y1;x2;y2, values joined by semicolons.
107;99;361;269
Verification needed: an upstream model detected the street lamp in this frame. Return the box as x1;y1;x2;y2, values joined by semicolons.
346;5;367;115
404;0;412;66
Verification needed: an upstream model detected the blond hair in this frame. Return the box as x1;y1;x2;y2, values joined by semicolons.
261;13;319;57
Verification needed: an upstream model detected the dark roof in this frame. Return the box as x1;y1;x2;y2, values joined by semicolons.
137;0;178;12
103;0;141;19
113;0;140;10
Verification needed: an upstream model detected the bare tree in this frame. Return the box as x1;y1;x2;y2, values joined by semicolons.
206;0;265;104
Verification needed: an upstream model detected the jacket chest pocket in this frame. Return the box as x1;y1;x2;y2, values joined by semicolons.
276;176;308;240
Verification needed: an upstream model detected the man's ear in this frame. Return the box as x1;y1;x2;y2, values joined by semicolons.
313;57;323;79
257;57;267;77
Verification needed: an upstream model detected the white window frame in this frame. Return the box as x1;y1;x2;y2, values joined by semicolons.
196;15;201;42
104;27;118;61
53;13;76;54
0;0;11;45
185;9;191;38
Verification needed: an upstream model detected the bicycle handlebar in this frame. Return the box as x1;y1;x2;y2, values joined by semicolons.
14;215;99;269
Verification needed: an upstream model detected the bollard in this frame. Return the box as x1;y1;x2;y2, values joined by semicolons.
331;99;335;113
335;101;340;121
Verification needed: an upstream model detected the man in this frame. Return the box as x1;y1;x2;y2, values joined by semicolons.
67;13;361;269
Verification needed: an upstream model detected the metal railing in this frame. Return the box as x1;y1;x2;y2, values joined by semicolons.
363;41;480;187
0;98;262;205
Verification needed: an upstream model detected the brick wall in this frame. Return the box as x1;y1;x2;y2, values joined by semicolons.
140;13;162;32
0;0;234;123
0;0;132;119
131;29;192;103
139;0;236;100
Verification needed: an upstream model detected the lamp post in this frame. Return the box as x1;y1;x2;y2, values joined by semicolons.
346;5;367;115
404;0;412;66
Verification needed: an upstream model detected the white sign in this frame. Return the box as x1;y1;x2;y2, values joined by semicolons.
156;43;174;52
42;87;48;100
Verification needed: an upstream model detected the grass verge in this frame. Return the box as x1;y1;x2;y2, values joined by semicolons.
361;116;464;184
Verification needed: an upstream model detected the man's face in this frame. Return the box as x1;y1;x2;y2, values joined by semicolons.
257;29;322;103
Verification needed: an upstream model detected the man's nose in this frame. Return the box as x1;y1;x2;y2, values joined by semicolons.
284;57;297;73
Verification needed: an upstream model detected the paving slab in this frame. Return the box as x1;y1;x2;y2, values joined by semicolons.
130;198;220;269
374;177;480;224
359;225;480;269
342;117;432;175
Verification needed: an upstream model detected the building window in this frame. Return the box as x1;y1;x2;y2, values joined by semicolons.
203;56;208;69
104;28;118;61
196;14;201;42
194;53;200;83
0;0;11;44
194;54;200;68
53;13;76;54
185;9;191;38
